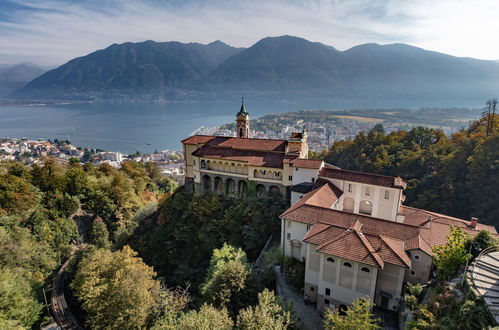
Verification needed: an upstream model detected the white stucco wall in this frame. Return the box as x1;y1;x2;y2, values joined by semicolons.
315;252;378;310
292;167;320;185
281;219;310;261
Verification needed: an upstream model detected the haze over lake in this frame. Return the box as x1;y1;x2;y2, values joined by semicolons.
0;101;304;153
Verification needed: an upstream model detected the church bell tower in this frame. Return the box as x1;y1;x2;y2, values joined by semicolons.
236;98;250;138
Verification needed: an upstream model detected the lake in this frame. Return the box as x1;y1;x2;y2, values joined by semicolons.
0;101;309;153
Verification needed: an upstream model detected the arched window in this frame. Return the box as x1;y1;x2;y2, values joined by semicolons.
343;262;352;268
360;267;370;274
326;257;335;263
359;200;373;215
200;160;207;169
343;197;354;212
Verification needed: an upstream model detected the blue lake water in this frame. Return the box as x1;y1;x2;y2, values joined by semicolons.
0;101;307;153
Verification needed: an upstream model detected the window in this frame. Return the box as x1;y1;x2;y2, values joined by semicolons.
324;298;330;305
287;221;292;228
360;267;371;274
410;270;416;277
414;254;420;261
295;168;298;171
276;172;280;177
343;262;352;268
286;233;291;240
193;159;196;166
200;160;206;169
263;170;266;175
348;184;352;192
289;176;293;181
325;288;331;296
310;286;314;292
384;190;390;199
326;257;335;263
311;178;315;183
306;224;312;231
365;187;370;196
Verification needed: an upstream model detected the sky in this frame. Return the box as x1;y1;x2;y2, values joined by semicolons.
1;0;498;66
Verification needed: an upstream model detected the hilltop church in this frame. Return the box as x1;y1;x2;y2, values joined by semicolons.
182;100;324;198
182;102;498;313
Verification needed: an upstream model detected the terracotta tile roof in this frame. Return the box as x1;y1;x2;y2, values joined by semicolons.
182;135;288;152
192;145;292;168
401;206;497;234
319;167;407;189
181;135;217;145
282;180;342;218
289;158;324;169
306;221;384;268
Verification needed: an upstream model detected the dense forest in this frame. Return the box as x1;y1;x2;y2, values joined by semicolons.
311;114;499;228
0;159;177;327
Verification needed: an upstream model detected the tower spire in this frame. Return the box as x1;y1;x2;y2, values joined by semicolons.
236;98;250;138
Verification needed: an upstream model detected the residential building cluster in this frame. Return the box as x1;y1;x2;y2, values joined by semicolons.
193;116;380;152
0;138;185;184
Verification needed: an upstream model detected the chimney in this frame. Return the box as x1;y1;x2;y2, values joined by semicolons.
426;215;432;228
470;217;478;229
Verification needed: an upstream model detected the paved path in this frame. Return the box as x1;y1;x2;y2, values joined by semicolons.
275;266;323;330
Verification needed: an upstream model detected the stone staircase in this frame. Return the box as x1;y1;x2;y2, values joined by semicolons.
468;248;499;325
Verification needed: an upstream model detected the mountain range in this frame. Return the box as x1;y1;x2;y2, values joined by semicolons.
9;36;499;104
0;63;46;97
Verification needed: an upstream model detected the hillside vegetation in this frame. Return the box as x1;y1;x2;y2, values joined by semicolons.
0;159;175;327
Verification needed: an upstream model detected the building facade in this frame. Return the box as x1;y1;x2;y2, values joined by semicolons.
281;167;498;312
182;103;319;198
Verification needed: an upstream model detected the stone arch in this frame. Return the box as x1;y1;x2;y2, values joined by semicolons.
214;176;224;194
236;164;243;174
226;178;236;197
269;185;281;196
359;200;373;215
224;162;230;172
201;159;207;169
238;180;247;198
343;197;354;212
202;175;212;193
255;184;266;197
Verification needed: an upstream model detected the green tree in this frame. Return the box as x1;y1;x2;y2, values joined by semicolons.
432;226;470;280
90;216;111;249
150;285;190;329
0;268;43;328
323;298;380;330
466;230;499;258
177;304;233;330
237;288;295;329
71;246;160;329
200;243;250;310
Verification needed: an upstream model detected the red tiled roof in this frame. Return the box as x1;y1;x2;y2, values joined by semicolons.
282;180;342;218
181;135;217;145
288;158;324;169
182;135;287;152
401;206;497;234
319;167;407;189
192;145;294;168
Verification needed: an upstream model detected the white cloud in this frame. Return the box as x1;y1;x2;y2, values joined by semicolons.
0;0;498;65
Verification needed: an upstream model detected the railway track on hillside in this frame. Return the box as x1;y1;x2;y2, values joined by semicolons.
50;255;83;330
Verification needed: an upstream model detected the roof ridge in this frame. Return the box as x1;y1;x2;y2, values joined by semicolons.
353;230;384;268
379;235;411;268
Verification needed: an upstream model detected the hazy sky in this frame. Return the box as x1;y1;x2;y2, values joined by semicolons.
1;0;498;66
